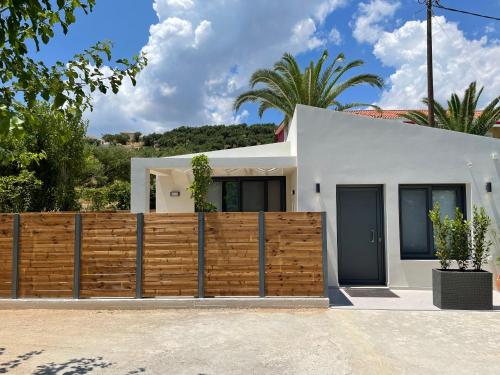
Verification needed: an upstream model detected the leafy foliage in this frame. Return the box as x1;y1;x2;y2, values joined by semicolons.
429;203;492;271
142;124;276;152
0;103;87;211
429;203;451;270
0;119;276;212
471;206;492;271
80;180;130;211
449;209;471;271
234;50;384;124
401;82;500;135
102;133;130;145
188;155;216;212
0;0;147;144
0;170;42;212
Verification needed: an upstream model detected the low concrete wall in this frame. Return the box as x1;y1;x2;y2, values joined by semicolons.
0;297;329;310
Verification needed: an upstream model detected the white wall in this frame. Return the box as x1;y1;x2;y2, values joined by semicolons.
285;169;298;212
293;105;500;289
156;171;194;213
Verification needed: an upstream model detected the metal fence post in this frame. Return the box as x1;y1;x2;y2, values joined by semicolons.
321;211;328;298
136;213;144;299
198;212;205;298
11;214;20;299
73;213;82;299
259;211;266;297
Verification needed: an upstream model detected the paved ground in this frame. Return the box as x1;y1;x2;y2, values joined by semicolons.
1;308;499;375
330;288;500;310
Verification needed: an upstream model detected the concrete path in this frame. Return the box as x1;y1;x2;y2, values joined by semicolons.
0;308;499;374
330;288;500;311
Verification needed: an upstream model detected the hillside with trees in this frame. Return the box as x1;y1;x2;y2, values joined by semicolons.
0;120;277;212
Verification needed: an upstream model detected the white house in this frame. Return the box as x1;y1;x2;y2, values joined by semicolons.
131;104;500;289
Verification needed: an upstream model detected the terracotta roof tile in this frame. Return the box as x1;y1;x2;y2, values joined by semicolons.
275;109;497;135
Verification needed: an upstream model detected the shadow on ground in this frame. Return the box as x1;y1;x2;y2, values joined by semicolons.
0;349;146;374
328;288;353;307
32;357;113;374
0;350;44;373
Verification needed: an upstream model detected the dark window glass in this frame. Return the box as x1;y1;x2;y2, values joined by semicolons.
207;181;222;211
211;177;285;212
399;185;465;259
224;181;240;211
401;189;429;255
242;181;265;211
432;189;458;220
267;179;282;212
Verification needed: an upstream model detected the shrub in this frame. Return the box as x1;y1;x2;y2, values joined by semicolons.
0;170;42;212
471;206;492;271
188;154;216;212
429;203;451;270
80;180;130;211
105;180;131;210
449;208;471;271
430;204;492;271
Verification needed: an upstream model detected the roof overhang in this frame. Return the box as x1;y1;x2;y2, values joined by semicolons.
132;156;297;173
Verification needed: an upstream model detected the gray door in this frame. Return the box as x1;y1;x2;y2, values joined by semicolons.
337;186;386;285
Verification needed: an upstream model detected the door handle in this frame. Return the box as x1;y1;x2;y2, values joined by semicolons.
370;230;375;243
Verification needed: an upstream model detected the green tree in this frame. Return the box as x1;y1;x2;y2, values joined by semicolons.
0;0;147;146
401;82;500;135
133;132;142;142
91;145;135;182
233;50;384;124
80;180;130;211
0;103;88;211
0;170;42;212
102;133;129;145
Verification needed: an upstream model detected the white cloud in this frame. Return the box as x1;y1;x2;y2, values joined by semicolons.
86;0;346;135
315;0;347;24
373;16;500;109
352;0;400;44
328;27;342;45
193;20;212;48
485;24;495;34
159;84;177;97
291;18;326;50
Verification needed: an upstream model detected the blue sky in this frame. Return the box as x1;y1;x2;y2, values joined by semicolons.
33;1;500;135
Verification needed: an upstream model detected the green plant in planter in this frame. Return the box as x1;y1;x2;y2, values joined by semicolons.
471;206;492;271
188;154;217;212
449;208;471;270
429;203;452;269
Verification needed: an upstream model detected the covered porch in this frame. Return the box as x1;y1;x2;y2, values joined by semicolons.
130;143;297;213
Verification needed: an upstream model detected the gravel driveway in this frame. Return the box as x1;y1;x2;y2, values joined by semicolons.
0;308;499;374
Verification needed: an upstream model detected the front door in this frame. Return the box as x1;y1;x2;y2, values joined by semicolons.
337;186;386;285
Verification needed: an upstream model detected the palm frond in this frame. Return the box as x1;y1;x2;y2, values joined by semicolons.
400;111;430;125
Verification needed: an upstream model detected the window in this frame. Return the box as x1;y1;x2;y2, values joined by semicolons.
207;177;285;212
399;185;465;259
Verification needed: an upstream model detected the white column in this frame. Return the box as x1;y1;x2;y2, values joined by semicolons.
131;160;150;213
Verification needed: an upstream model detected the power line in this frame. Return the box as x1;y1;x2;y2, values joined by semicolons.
434;1;500;21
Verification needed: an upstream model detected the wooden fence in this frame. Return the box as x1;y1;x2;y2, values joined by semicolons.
0;212;327;299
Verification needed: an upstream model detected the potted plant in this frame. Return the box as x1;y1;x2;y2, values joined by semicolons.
429;204;493;310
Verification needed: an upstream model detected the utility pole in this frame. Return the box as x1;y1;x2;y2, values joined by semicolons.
426;0;435;127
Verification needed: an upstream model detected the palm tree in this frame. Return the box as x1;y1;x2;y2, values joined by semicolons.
401;82;500;135
233;50;384;124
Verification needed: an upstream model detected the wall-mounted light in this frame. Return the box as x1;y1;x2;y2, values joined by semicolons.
316;183;320;193
486;182;492;193
170;190;180;197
